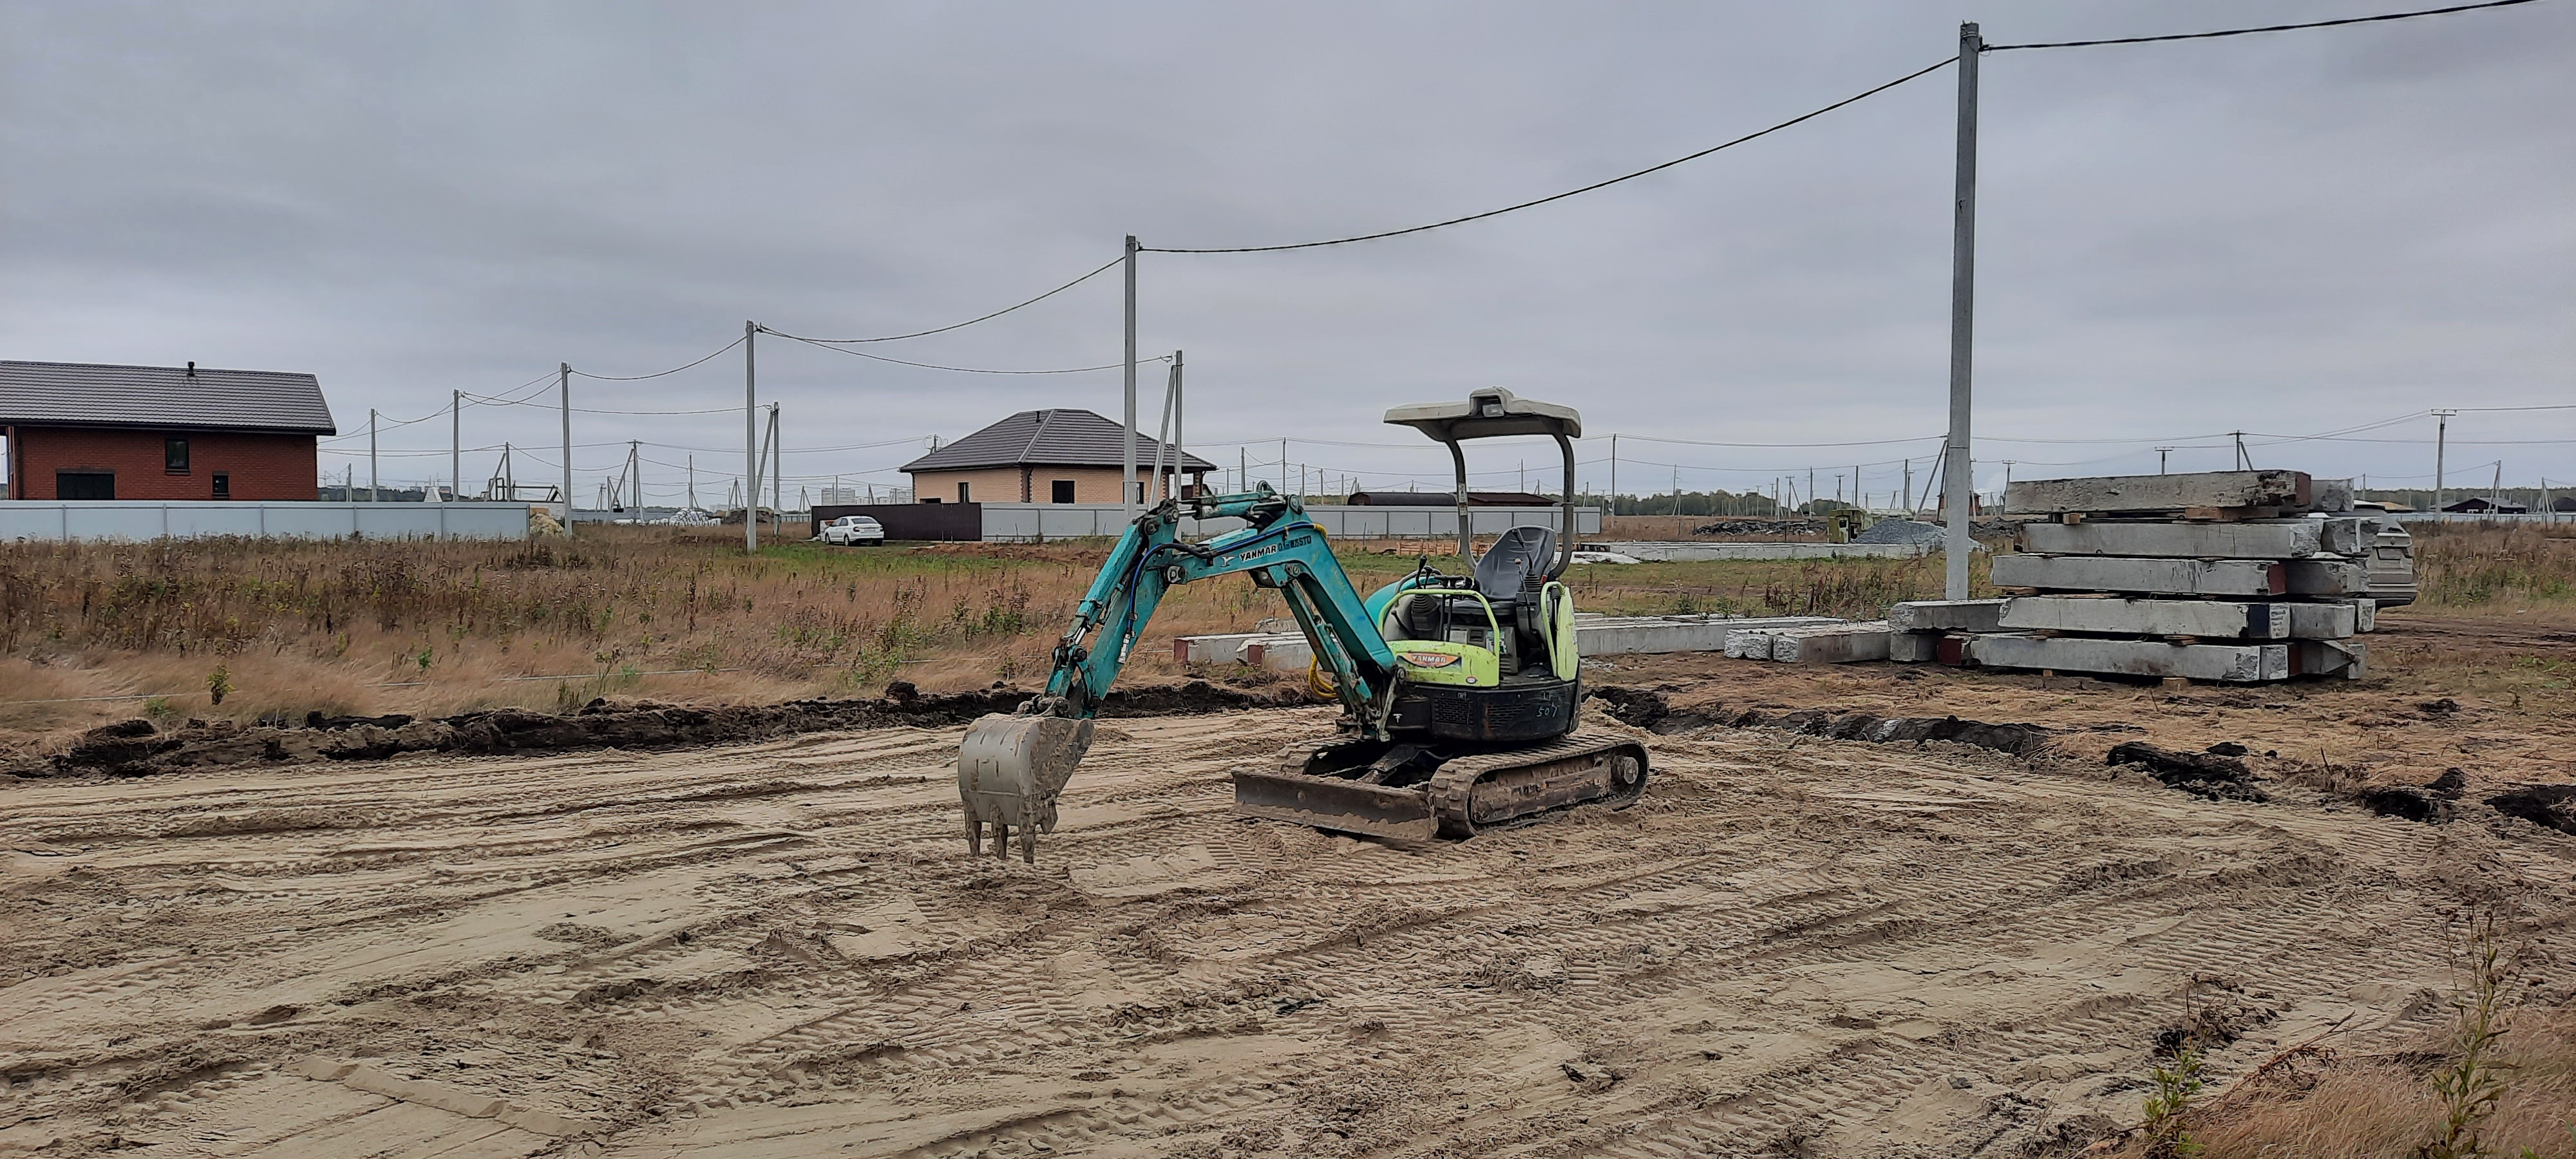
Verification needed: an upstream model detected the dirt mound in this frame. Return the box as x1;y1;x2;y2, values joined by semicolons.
2107;741;2269;802
21;680;1304;780
2488;783;2576;835
1587;686;2052;757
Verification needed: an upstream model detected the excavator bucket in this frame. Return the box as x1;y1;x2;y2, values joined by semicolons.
1230;768;1439;841
957;713;1094;863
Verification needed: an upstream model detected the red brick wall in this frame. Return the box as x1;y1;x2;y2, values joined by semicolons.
7;426;319;501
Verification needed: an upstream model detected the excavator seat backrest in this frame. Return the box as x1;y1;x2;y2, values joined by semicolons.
1475;525;1555;600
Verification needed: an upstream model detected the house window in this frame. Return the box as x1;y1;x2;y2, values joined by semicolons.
166;437;190;473
211;472;231;499
1051;479;1076;504
958;481;971;503
58;471;115;500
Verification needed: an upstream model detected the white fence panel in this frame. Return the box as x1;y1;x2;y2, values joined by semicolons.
0;502;529;542
975;503;1600;543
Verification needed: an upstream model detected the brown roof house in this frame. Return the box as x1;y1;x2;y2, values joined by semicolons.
1;361;337;501
903;409;1215;504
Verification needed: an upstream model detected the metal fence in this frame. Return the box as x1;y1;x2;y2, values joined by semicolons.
0;502;533;542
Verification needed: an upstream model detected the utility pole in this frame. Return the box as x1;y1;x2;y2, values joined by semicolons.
1122;235;1140;518
2156;446;2173;475
367;408;379;502
2490;461;2503;513
742;321;759;551
2232;431;2249;470
1902;458;1912;513
769;403;783;516
2000;460;2015;514
630;442;642;509
1942;20;1982;601
2433;409;2456;515
687;455;697;511
1171;350;1185;500
558;363;573;533
1609;435;1618;509
1239;447;1247;495
451;390;462;502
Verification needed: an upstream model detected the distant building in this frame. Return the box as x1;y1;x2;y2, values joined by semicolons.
902;408;1213;504
1347;489;1557;507
1;361;336;501
2441;496;2529;514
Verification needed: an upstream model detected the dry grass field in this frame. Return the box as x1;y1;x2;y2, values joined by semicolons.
0;520;2568;751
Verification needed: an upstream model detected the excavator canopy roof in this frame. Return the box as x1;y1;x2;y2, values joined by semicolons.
1385;387;1581;443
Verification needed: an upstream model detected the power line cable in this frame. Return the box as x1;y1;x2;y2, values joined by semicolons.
1985;0;2546;51
567;336;748;381
1139;56;1958;254
773;256;1128;343
760;327;1165;375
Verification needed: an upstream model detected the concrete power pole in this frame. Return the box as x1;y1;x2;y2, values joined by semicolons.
1942;21;1982;600
559;363;573;533
451;390;462;502
2433;409;2456;515
2156;447;2173;475
744;321;759;552
367;408;379;502
1122;235;1140;520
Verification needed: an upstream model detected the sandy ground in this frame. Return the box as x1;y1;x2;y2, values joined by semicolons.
6;666;2573;1157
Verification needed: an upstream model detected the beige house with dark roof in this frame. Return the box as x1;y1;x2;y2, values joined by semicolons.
902;408;1214;504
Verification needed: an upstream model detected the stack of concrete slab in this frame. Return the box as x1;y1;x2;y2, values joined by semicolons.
1889;471;2375;684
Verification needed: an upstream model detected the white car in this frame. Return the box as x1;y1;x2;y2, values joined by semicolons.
818;514;886;546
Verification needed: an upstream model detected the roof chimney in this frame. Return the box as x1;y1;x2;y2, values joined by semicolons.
185;361;196;377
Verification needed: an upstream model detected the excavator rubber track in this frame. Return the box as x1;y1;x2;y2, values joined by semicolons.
1231;731;1647;840
1424;731;1649;838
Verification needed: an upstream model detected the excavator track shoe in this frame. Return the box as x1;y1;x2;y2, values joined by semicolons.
1229;731;1646;841
957;713;1094;863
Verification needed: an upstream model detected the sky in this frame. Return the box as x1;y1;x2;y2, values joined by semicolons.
3;0;2570;507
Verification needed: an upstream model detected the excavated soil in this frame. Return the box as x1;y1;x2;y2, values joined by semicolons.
6;688;2574;1157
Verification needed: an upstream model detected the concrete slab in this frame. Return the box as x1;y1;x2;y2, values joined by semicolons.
1773;622;1892;664
1990;554;2286;596
1577;541;1932;561
1723;630;1778;660
1887;599;2009;633
1997;597;2288;639
2018;521;2322;559
2005;470;2309;515
1577;614;1841;657
1967;634;2289;683
2283;602;2358;639
2296;638;2367;679
1173;632;1277;664
1889;631;1941;663
2284;559;2371;596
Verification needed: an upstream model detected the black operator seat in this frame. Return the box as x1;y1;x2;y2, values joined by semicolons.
1475;525;1556;601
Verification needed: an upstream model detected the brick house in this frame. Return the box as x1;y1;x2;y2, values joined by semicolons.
902;408;1213;504
1;361;337;501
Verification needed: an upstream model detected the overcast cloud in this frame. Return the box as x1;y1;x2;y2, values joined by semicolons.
4;1;2569;504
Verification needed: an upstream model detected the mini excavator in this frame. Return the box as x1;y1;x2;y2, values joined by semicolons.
956;388;1648;861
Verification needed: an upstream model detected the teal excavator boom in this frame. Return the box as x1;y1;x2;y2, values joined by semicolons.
957;388;1648;861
